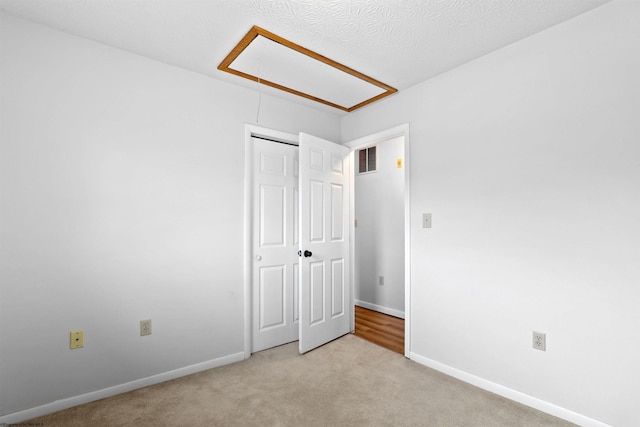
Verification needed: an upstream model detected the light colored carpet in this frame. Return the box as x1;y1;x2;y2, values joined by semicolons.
27;334;575;426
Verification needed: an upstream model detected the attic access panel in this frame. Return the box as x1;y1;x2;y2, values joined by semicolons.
218;26;397;112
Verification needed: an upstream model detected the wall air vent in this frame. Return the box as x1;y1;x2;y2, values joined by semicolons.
218;26;397;112
358;146;377;174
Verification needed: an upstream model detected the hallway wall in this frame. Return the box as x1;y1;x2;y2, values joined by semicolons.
354;136;405;317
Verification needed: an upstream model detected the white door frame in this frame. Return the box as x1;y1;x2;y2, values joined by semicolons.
345;124;411;358
243;124;299;359
243;123;411;359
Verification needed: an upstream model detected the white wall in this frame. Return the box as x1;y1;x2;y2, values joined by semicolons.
342;1;640;426
354;136;404;316
0;12;340;419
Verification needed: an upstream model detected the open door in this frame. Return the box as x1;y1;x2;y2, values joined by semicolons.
298;133;351;354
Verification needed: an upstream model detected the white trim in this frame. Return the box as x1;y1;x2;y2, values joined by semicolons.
348;149;356;333
355;300;404;319
243;126;253;360
403;126;411;359
409;352;612;427
0;352;245;425
243;124;299;358
247;125;299;147
345;123;411;358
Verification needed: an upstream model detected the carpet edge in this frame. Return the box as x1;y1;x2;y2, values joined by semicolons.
0;351;245;425
409;351;612;427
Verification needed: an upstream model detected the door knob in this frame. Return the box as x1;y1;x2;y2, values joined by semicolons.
297;250;312;258
255;255;262;261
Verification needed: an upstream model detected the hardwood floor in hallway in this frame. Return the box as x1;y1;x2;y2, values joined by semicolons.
354;305;404;355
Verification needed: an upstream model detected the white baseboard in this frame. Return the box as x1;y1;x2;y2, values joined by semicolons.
409;352;611;427
0;351;245;425
355;300;405;319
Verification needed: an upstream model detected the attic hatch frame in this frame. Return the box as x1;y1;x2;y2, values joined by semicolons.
218;25;397;112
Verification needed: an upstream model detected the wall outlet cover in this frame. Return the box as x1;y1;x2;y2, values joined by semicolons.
70;330;84;349
532;331;546;351
140;319;152;336
423;213;432;228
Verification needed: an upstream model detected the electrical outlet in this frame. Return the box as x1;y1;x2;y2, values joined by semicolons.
532;331;546;351
70;330;84;349
378;276;384;286
140;319;152;336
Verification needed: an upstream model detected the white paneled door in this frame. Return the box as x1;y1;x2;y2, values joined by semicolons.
251;137;299;352
298;133;351;354
250;133;351;354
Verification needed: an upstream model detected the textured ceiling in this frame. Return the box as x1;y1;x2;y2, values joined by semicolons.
0;0;613;113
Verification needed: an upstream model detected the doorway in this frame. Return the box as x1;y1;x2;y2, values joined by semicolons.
346;125;411;357
244;125;353;357
243;124;410;359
